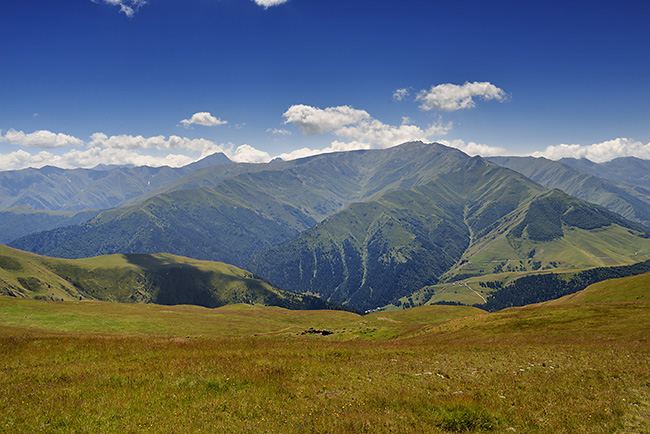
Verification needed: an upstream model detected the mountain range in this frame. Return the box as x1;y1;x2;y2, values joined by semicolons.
0;152;232;243
488;156;650;227
3;142;650;311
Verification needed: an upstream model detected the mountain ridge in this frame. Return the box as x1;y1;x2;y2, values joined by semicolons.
488;156;650;228
0;152;232;212
0;244;341;311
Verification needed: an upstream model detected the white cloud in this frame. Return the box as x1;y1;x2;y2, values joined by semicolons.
2;129;83;149
93;0;147;18
0;147;195;171
335;119;451;149
283;104;371;135
266;128;292;135
231;144;272;164
179;112;228;128
253;0;289;8
416;81;508;111
439;139;506;157
274;103;455;161
89;133;225;156
533;138;650;163
283;103;451;154
95;0;286;17
393;88;410;101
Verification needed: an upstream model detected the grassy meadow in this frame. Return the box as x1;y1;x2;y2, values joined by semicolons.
1;293;649;434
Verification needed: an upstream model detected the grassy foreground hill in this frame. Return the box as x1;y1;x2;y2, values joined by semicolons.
0;245;336;310
0;292;648;433
547;270;650;304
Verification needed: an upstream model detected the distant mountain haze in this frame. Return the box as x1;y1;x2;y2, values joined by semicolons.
0;152;232;212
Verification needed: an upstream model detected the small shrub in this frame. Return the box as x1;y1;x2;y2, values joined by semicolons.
437;405;498;432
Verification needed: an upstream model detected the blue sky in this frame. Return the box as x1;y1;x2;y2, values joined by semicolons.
1;0;649;169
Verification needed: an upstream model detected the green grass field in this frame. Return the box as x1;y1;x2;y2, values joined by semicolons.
1;290;649;433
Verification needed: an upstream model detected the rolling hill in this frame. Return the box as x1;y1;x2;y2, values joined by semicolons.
1;287;649;433
0;244;338;310
546;270;650;304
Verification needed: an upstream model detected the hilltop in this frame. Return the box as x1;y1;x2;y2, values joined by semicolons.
0;245;339;311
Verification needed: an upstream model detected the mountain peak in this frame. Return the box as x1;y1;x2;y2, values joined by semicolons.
184;152;232;171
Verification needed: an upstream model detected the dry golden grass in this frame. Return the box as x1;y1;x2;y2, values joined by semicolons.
1;297;649;433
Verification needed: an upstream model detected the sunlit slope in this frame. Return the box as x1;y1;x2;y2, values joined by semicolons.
0;245;335;310
448;188;650;279
1;295;647;434
547;271;650;304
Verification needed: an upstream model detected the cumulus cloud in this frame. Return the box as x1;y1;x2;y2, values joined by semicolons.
253;0;290;7
179;112;228;128
88;133;225;155
283;103;451;153
533;138;650;163
230;144;272;163
416;81;508;111
439;139;506;157
93;0;147;18
335;119;452;149
2;129;83;149
393;88;410;101
283;105;371;135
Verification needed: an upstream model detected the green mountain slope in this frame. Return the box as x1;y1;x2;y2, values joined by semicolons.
247;158;542;310
126;141;471;205
0;207;101;244
0;245;336;310
10;184;313;267
249;160;650;311
488;156;650;227
452;189;650;277
8;143;650;311
10;142;474;267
